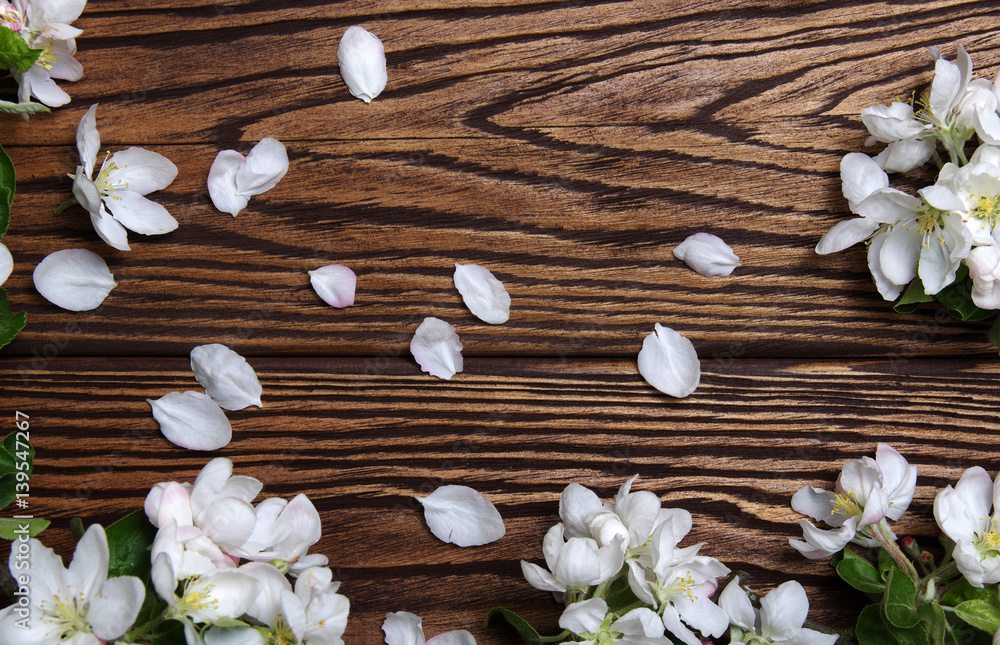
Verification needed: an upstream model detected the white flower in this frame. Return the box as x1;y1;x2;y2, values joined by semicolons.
33;248;116;310
8;0;85;108
338;26;387;103
967;245;1000;309
309;264;357;308
383;611;474;645
520;524;623;593
207;138;288;217
559;598;670;645
584;476;664;556
861;102;935;173
934;466;1000;587
72;104;179;250
190;343;263;411
672;232;741;277
0;243;11;285
410;317;463;380
453;263;510;324
230;494;328;575
637;323;700;398
148;390;233;451
417;484;506;547
720;577;838;645
0;524;145;644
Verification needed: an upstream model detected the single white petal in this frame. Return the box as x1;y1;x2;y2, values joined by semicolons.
190;343;263;410
975;106;1000;145
72;167;103;215
410;317;463;380
675;593;730;639
790;486;837;523
76;103;99;177
552;537;603;588
453;263;511;324
854;190;922;224
105;147;178;195
867;231;905;301
68;524;110;601
198;497;257;552
875;444;917;520
104;191;178;235
918;234;956;295
24;66;71;106
382;611;426;645
660;605;702;645
89;203;131;251
416;484;505;546
338;26;387;103
147;391;233;451
718;577;755;631
840;153;888;211
186;570;260;623
309;264;357;308
919;185;966;213
559;483;603;538
33;248;117;311
0;243;12;286
235;138;288;198
615;607;669;639
519;560;565;592
559;598;607;636
760;580;809;641
637;323;700;398
860;103;926;142
89;575;145;639
876;138;937;173
879;224;921;287
424;632;476;645
788;518;857;559
208;150;251;217
929;55;963;118
672;232;741;277
815;217;878;254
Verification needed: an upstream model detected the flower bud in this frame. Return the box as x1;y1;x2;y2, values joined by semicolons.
337;26;387;103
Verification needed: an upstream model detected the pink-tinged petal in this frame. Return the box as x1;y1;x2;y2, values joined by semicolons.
790;486;838;524
558;483;603;538
875;444;917;520
879;224;921;287
453;262;511;323
309;264;357;308
760;580;809;641
416;484;505;546
520;561;565;592
235;138;288;197
104;191;178;236
672;232;741;277
425;631;476;645
788;518;857;559
208;149;250;217
410;317;463;380
147;391;233;451
815;217;878;254
33;248;116;311
559;598;607;636
718;577;754;631
106;147;178;195
840;153;888;211
75;103;99;176
190;343;263;410
382;611;426;645
149;482;193;528
637;323;699;398
867;231;905;301
338;26;387;102
89;575;144;640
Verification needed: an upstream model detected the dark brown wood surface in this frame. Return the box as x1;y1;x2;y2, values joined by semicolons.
2;1;1000;643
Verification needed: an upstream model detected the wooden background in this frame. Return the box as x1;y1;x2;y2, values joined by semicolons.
3;0;1000;642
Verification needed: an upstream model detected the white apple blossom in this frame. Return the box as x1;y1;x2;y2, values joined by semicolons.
558;598;671;645
229;494;329;575
967;245;1000;309
520;523;623;594
0;524;144;645
934;466;1000;587
383;611;474;645
719;577;838;645
7;0;86;108
72;104;179;250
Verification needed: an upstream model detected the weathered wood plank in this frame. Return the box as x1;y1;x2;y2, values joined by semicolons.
3;356;997;641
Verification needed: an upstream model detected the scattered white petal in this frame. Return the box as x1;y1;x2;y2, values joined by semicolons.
0;243;12;286
417;485;505;547
309;265;357;308
207;139;288;217
338;26;387;103
148;391;233;451
410;317;463;380
33;248;117;311
190;344;263;411
672;233;741;277
637;323;700;398
453;263;510;324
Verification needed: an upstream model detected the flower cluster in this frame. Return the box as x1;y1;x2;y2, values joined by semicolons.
0;458;349;645
818;45;1000;341
2;0;85;108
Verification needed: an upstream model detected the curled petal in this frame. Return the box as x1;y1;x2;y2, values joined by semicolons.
208;149;251;217
0;243;12;286
309;264;357;308
718;577;754;631
235;138;288;197
759;580;809;641
410;317;463;380
874;137;936;173
416;484;505;547
860;102;925;142
453;263;510;324
520;560;564;592
190;343;263;410
840;153;888;211
33;248;117;311
815;217;878;255
637;323;700;398
559;598;607;636
338;26;387;102
76;103;100;177
790;486;838;524
148;391;233;451
90;203;131;251
788;518;857;559
672;232;741;277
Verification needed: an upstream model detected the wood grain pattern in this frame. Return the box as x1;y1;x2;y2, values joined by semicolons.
2;1;1000;643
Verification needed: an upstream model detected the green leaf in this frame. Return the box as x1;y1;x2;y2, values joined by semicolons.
149;617;186;645
878;546;896;576
0;99;49;115
883;565;921;628
0;430;32;510
857;604;895;645
954;600;1000;634
0;141;13;239
891;622;931;645
836;548;885;594
485;607;568;644
0;516;48;539
0;289;26;350
0;26;41;73
894;279;934;313
943;579;994;607
105;509;157;579
70;517;85;541
915;603;946;645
